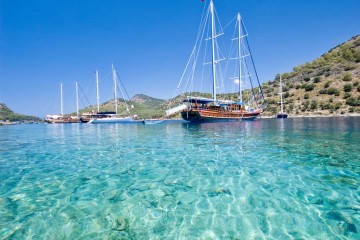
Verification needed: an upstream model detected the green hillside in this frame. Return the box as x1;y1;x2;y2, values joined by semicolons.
262;35;360;116
0;103;41;121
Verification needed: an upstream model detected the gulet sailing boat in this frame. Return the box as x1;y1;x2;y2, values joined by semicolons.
89;65;140;124
45;82;80;123
79;70;117;123
277;74;288;118
169;0;265;122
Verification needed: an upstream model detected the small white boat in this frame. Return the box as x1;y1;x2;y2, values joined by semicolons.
277;75;288;119
89;115;139;124
88;64;139;124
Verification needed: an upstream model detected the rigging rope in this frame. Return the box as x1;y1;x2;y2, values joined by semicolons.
242;20;265;101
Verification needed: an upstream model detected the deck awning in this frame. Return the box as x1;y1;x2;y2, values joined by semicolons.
183;97;214;104
183;96;235;105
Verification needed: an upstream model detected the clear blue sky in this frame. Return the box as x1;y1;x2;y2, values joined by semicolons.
1;0;359;117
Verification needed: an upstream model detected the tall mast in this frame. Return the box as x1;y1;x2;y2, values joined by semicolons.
237;13;243;103
280;74;284;114
76;81;79;116
210;0;217;102
96;70;100;112
60;82;64;115
112;64;118;115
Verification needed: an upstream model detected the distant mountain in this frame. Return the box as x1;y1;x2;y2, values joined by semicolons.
0;103;41;121
131;94;165;106
79;94;167;118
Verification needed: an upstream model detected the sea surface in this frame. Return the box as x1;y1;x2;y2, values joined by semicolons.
0;117;359;239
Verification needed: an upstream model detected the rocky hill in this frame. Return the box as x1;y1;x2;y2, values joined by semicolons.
0;103;41;121
79;94;167;119
262;35;360;116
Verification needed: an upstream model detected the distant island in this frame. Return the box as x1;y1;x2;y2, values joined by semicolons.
1;35;359;121
0;103;41;122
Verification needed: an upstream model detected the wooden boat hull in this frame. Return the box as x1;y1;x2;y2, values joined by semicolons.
181;109;261;122
277;113;288;119
45;118;79;124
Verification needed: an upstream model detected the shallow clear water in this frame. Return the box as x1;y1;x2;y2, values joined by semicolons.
0;118;359;239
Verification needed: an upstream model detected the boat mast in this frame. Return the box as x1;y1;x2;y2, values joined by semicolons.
60;82;64;116
112;64;118;115
96;70;100;112
76;81;79;116
210;0;217;102
280;74;284;114
237;13;242;103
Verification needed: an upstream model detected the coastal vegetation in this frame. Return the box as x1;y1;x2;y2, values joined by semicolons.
260;35;360;116
0;103;41;122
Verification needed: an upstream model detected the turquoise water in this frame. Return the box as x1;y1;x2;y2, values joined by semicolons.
0;118;359;239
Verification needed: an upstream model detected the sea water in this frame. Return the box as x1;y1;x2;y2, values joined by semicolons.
0;118;359;239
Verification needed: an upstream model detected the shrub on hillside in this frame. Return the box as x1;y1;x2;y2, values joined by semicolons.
344;84;352;92
301;100;310;111
310;100;317;110
329;88;340;96
303;100;310;109
342;73;352;81
358;86;360;92
343;93;351;99
344;65;356;71
304;93;309;99
320;102;333;110
313;77;321;83
346;97;360;106
304;84;315;92
283;92;290;98
334;102;342;110
304;77;311;82
320;88;340;96
355;51;360;62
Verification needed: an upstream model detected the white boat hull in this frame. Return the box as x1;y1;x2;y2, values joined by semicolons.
89;116;138;124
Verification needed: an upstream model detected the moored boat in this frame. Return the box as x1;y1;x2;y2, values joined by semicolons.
80;111;116;123
45;114;79;123
169;0;265;122
89;115;141;124
45;82;80;123
276;74;288;119
181;97;261;122
88;64;139;124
